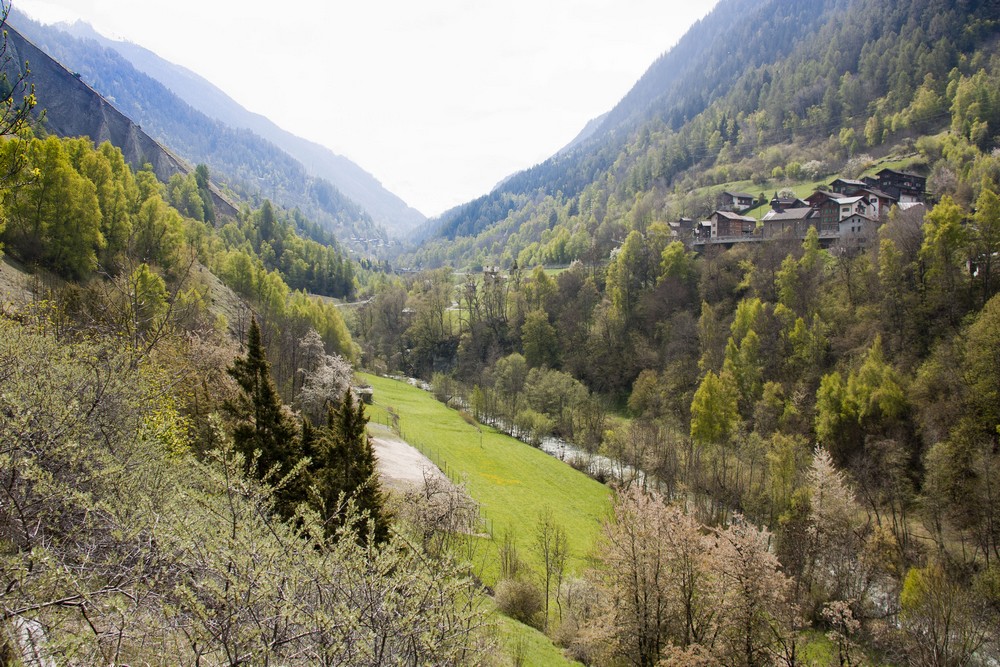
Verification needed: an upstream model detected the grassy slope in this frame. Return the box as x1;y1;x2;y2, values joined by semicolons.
360;373;611;583
362;373;603;666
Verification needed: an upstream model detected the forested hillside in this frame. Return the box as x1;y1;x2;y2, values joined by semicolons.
346;0;1000;663
411;0;1000;270
0;19;499;660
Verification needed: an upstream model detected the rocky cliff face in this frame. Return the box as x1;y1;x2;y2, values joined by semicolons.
2;25;237;218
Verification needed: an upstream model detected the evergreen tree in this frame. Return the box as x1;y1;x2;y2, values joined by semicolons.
311;389;390;545
225;317;303;515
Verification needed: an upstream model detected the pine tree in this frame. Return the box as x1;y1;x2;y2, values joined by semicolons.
311;389;390;545
226;317;303;515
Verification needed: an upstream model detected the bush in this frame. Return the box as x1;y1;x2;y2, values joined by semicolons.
494;578;545;629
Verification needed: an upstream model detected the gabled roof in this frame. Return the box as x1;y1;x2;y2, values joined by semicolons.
876;168;925;179
762;207;815;222
712;210;757;221
827;195;865;205
722;191;755;199
830;178;867;187
840;212;876;223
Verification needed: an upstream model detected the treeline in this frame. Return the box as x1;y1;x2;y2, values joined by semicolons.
0;129;358;394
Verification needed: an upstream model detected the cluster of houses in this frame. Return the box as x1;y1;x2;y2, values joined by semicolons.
679;168;928;248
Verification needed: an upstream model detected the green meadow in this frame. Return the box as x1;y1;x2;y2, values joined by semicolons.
360;372;611;583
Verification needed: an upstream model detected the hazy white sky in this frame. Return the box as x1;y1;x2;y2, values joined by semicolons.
15;0;718;217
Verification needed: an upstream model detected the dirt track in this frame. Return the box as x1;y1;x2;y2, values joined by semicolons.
369;424;445;491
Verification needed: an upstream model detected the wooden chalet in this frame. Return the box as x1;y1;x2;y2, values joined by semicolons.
761;207;818;239
863;168;926;203
718;191;756;212
710;210;757;238
770;195;810;211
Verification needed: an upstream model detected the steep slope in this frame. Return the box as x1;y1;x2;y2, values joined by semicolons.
1;24;238;218
50;18;426;236
6;11;387;246
423;0;835;243
413;0;1000;267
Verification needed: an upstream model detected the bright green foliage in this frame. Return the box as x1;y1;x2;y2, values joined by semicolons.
128;262;168;338
815;336;907;464
132;195;186;272
690;370;739;446
724;327;763;420
521;309;559;369
950;68;1000;150
848;336;907;426
729;297;764;344
73;140;139;268
920;195;970;329
607;229;654;323
697;300;726;372
167;172;206;222
775;254;801;312
970;184;1000;305
1;135;105;278
193;163;215;224
815;371;851;459
659;240;696;284
785;313;827;380
921;196;967;285
776;228;826;316
962;293;1000;441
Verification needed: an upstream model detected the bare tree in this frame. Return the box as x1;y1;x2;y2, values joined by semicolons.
535;507;568;631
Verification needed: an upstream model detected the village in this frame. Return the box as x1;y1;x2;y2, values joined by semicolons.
683;167;929;248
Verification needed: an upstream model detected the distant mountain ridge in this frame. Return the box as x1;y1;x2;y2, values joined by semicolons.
6;10;419;244
53;19;426;236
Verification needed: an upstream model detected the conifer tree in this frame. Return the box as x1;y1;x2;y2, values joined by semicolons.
226;316;302;515
311;389;390;545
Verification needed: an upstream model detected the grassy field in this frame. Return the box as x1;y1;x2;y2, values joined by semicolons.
360;372;611;583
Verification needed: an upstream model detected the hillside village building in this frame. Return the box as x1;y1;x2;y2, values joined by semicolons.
691;169;927;248
717;191;757;212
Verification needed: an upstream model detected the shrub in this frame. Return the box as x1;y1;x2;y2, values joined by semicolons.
494;579;545;629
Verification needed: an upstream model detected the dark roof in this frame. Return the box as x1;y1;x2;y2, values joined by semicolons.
830;178;867;187
855;186;895;200
876;168;926;180
722;191;755;199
